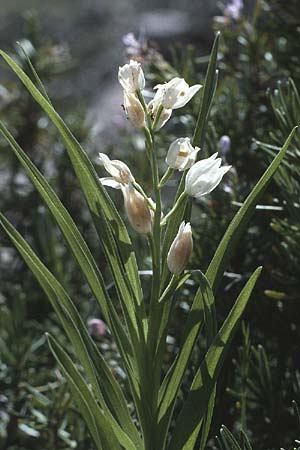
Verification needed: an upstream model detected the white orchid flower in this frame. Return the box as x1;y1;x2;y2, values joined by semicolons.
118;59;145;93
152;77;202;110
166;137;200;171
185;153;231;198
167;221;193;275
98;153;134;189
123;91;146;129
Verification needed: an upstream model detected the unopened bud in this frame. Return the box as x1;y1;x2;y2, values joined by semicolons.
123;185;153;234
118;60;145;93
123;91;146;129
166;137;200;171
167;221;193;275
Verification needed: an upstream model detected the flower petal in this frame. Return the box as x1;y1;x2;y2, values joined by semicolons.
98;153;120;178
172;84;202;109
100;177;122;189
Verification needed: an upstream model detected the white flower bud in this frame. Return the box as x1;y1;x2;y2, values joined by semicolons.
152;77;202;110
185;153;231;198
167;221;193;275
123;185;153;234
166;137;200;171
123;91;146;129
118;60;145;93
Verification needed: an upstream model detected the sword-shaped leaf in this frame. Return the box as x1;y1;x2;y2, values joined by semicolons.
167;267;262;450
206;127;297;292
0;214;142;450
0;49;145;352
48;334;136;450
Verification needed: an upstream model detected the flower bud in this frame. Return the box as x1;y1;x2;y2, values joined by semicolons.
123;91;146;129
118;60;145;93
123;185;153;234
166;137;200;171
167;221;193;275
185;153;231;198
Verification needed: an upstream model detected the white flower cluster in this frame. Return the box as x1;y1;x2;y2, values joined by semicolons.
98;60;232;273
118;60;202;130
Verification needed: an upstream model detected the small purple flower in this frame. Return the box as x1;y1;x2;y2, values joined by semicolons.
219;135;231;158
122;33;139;49
122;32;147;58
224;0;244;20
88;318;107;338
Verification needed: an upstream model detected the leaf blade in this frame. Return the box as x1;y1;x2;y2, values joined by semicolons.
167;267;262;450
0;49;144;345
0;213;142;449
48;334;125;450
206;127;297;292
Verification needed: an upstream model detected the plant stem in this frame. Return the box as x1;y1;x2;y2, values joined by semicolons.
161;191;187;226
159;274;178;304
141;125;163;450
152;104;164;132
158;167;174;189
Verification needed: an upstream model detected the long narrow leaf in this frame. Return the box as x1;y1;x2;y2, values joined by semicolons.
48;334;124;450
157;272;215;449
0;49;145;347
198;269;218;450
192;32;220;148
157;273;206;433
206;127;297;292
167;267;262;450
0;120;121;344
0;214;142;450
0;119;142;399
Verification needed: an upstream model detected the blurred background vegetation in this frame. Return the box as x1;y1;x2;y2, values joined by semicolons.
0;0;300;449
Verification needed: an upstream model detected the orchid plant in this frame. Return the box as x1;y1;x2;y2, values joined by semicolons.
0;33;296;450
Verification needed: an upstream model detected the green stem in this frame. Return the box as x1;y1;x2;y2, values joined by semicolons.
159;274;178;304
152;104;164;132
158;167;174;189
140;125;163;450
161;191;187;226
